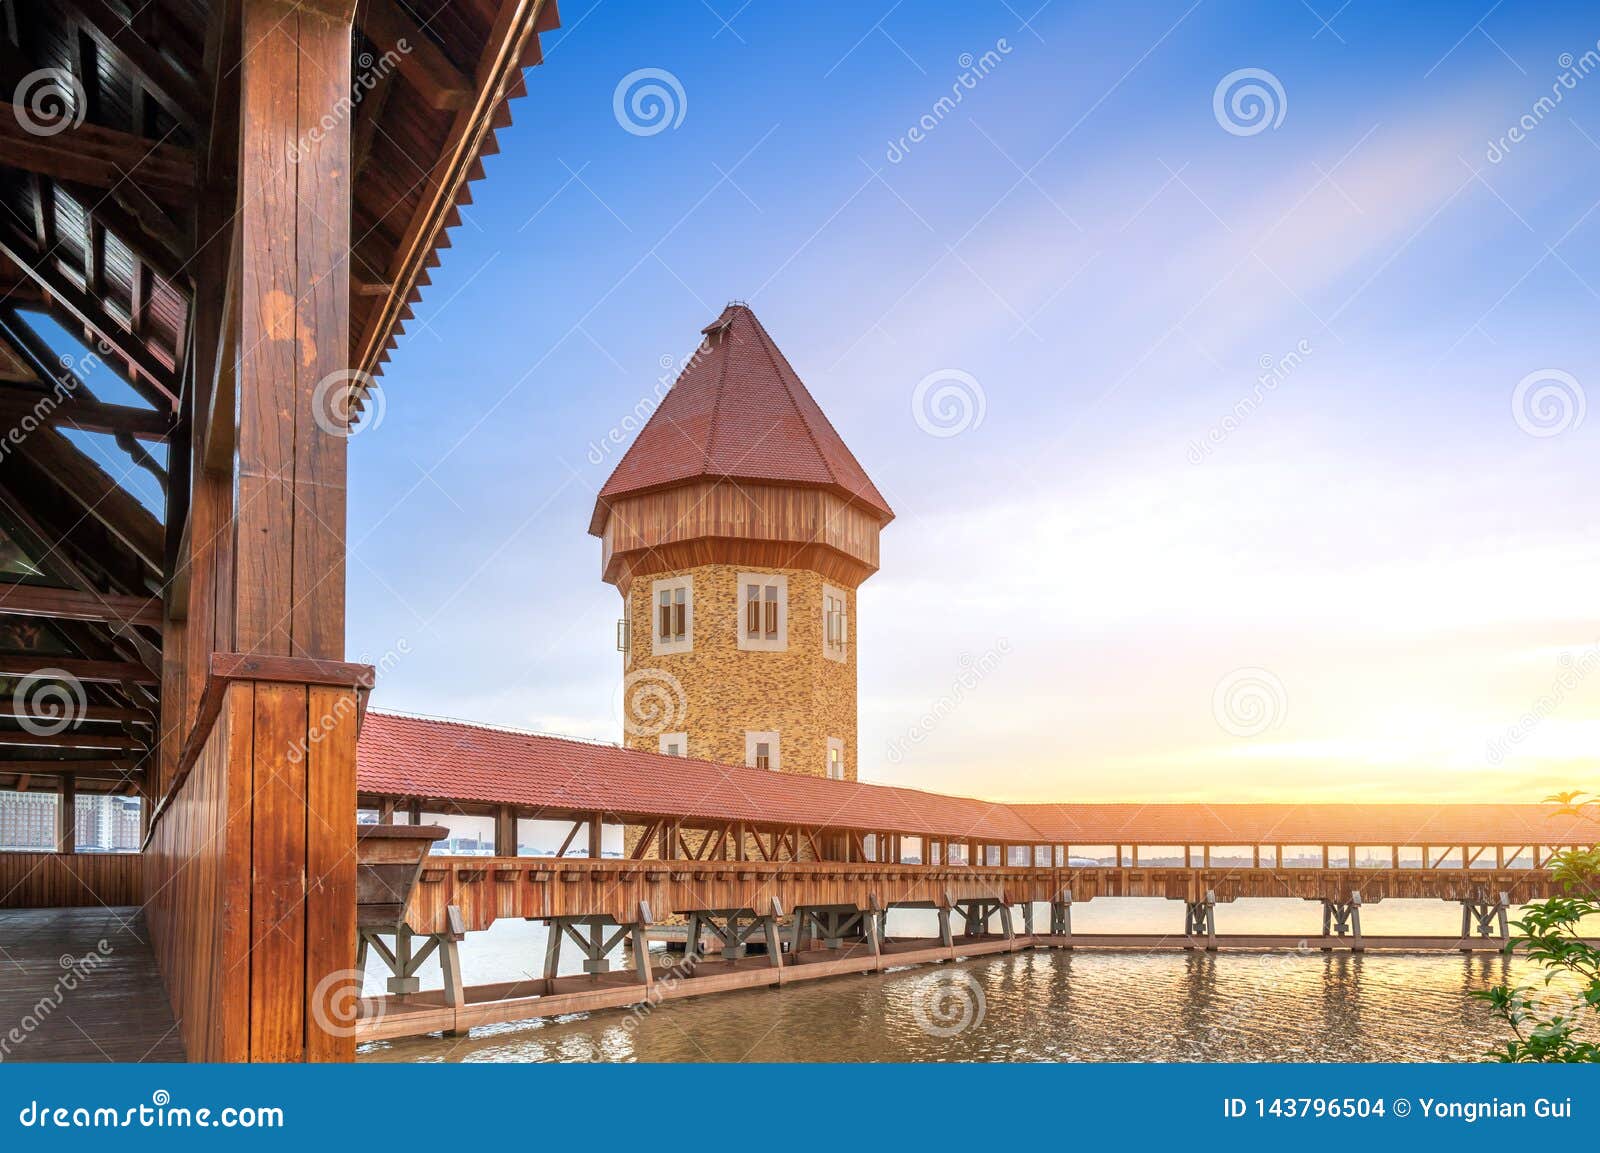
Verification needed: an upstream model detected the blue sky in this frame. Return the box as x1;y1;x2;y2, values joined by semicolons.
290;0;1600;803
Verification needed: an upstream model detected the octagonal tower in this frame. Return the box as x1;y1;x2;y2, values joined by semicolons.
589;304;893;781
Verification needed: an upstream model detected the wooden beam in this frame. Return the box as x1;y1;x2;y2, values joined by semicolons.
357;0;471;110
0;759;140;777
0;655;157;685
14;425;166;573
0;584;162;628
56;0;207;128
9;703;153;726
0;110;195;201
0;732;148;751
0;384;171;441
0;227;180;403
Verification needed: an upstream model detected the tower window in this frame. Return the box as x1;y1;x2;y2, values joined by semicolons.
823;584;848;662
826;737;845;780
736;573;787;651
659;732;687;757
745;731;780;772
649;576;693;655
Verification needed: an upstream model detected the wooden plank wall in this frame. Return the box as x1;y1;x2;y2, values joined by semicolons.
0;852;143;908
143;677;359;1062
143;683;250;1062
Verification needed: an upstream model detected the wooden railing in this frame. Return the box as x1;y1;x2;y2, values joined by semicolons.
0;852;142;909
396;855;1572;936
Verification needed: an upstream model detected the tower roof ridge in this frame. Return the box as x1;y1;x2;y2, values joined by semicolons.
589;304;893;536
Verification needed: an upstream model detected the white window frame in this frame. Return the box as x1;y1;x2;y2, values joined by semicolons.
650;576;693;656
822;583;849;663
736;572;788;652
745;731;781;772
658;732;687;757
826;736;845;780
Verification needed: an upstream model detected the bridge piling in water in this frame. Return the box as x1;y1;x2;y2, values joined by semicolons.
1459;892;1510;949
1319;891;1364;952
1182;892;1217;950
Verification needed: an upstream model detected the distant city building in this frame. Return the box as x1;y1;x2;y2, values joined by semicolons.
0;790;56;851
0;791;140;853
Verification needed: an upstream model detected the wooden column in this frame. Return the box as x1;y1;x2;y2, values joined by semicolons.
235;0;354;659
56;775;75;853
226;0;360;1063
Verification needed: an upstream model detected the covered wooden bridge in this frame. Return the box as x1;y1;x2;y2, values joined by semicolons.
348;712;1597;1042
0;0;1591;1062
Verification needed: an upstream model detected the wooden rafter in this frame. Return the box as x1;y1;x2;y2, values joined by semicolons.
0;228;181;405
357;0;470;111
0;731;148;752
354;0;553;376
0;584;162;628
0;110;195;203
0;655;157;685
54;0;207;128
13;426;165;574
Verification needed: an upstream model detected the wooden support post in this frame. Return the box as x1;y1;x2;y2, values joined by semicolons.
865;894;883;966
1349;891;1364;953
763;899;785;970
55;774;75;853
632;902;655;990
588;812;603;859
543;917;563;981
438;936;467;1037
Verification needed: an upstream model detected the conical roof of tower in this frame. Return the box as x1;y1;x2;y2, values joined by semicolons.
589;304;893;534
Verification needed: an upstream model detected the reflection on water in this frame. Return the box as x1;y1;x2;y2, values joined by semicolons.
359;899;1539;1064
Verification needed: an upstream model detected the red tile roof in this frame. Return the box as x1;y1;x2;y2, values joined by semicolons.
589;304;893;534
1009;803;1595;848
358;711;1034;841
356;713;1594;846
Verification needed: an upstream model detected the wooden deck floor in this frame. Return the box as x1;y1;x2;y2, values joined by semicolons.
0;907;185;1062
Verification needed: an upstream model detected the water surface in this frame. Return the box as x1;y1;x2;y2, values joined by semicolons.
359;899;1554;1063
